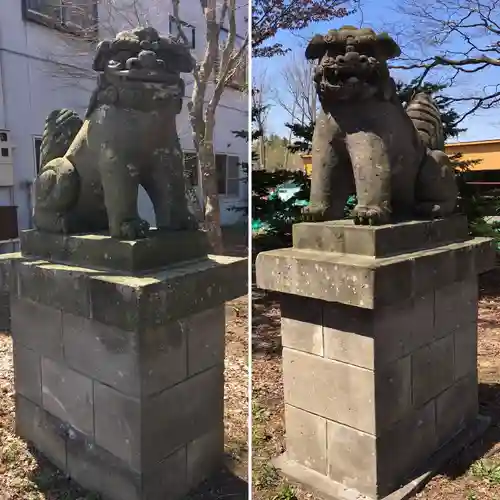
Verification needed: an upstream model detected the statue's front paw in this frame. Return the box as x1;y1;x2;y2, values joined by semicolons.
116;218;150;240
302;204;328;222
353;205;391;226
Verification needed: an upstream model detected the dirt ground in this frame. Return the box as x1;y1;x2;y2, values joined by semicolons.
0;226;249;500
252;268;500;500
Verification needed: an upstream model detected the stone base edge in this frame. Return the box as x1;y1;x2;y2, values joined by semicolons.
272;414;491;500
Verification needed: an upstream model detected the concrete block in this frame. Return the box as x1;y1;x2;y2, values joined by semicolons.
186;427;224;487
256;239;490;309
412;335;455;408
293;222;345;253
377;401;437;494
323;304;374;368
143;365;224;467
282;295;323;356
435;279;478;338
11;298;63;360
41;357;94;436
63;313;141;396
436;374;478;446
67;430;142;500
21;229;210;272
185;306;226;376
17;261;92;317
285;404;327;475
13;343;42;405
89;254;247;330
292;216;469;257
94;381;141;471
142;447;189;500
15;394;67;471
327;419;377;497
0;292;11;332
375;355;412;430
454;323;478;380
140;321;188;396
283;348;376;433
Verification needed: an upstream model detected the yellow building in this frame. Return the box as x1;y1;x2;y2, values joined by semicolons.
445;139;500;171
301;139;500;177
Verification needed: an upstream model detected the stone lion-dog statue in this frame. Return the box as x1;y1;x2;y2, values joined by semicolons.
303;26;458;225
33;26;197;239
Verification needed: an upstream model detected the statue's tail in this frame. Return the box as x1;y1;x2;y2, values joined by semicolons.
406;92;445;151
40;109;83;169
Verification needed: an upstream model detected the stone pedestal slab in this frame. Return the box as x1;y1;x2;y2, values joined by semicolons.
256;216;495;500
10;230;247;500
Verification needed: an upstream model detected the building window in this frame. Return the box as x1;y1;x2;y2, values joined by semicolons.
185;152;241;196
34;137;43;174
0;132;10;161
22;0;98;38
216;154;240;196
216;28;247;90
169;16;196;49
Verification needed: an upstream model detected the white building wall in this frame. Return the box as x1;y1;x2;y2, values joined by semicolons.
0;0;248;231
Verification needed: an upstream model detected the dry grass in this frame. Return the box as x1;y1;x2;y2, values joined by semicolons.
251;268;500;500
0;226;249;500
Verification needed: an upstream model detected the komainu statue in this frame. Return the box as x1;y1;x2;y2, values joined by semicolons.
33;26;197;239
303;26;458;225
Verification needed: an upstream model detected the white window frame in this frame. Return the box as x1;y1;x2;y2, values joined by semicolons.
33;136;43;175
22;0;98;38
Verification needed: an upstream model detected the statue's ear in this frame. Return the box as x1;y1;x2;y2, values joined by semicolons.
92;40;112;71
376;33;401;60
305;34;326;60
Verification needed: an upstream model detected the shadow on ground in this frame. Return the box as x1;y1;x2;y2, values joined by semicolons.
252;286;282;358
25;447;248;500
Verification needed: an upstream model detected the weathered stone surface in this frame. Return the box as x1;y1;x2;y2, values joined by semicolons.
282;295;323;356
283;348;376;433
185;306;226;376
67;430;142;500
13;343;42;405
327;419;377;497
90;254;247;330
411;335;455;408
41;357;94;436
11;298;63;360
256;238;493;309
63;313;141;396
21;229;210;272
434;279;477;338
186;427;224;487
303;26;457;225
285;404;327;475
16;395;67;471
436;374;478;446
454;323;478;380
293;217;469;257
94;382;141;471
32;27;196;240
143;365;224;467
17;261;93;317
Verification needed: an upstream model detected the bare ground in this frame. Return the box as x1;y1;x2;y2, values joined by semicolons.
252;268;500;500
0;225;249;500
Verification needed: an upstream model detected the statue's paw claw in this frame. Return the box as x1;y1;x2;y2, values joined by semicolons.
301;205;328;222
117;218;150;239
353;205;391;226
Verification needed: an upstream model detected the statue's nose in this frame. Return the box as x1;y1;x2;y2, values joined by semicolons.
344;51;360;63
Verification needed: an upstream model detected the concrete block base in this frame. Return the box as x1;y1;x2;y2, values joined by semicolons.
10;242;247;500
273;414;490;500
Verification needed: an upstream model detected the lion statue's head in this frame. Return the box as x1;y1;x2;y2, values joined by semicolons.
92;26;195;84
305;26;401;102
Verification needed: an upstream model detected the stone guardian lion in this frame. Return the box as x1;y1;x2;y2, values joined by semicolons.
303;26;458;225
33;26;197;239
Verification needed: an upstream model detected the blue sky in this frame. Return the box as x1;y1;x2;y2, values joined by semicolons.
253;0;500;143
